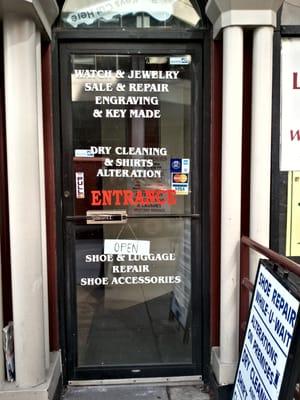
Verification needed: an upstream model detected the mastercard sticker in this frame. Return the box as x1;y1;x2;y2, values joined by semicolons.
171;173;189;195
173;173;188;183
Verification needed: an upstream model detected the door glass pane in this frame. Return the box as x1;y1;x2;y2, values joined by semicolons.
74;218;191;366
69;53;194;367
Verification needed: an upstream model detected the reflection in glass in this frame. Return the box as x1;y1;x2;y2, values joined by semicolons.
71;53;192;217
61;0;202;29
69;53;194;368
75;218;192;366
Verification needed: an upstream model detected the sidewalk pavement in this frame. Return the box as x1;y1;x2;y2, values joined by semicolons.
62;385;211;400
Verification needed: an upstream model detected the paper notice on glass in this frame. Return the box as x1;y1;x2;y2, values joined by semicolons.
104;239;150;255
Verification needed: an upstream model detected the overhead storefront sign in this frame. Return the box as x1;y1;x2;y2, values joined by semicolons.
281;38;300;171
62;0;200;27
65;0;176;26
233;261;300;400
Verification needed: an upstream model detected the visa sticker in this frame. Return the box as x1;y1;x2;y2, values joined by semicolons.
171;183;189;195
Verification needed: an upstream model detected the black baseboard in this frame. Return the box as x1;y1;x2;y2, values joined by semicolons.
209;369;234;400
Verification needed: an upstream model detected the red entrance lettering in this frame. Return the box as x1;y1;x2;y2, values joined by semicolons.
90;189;177;207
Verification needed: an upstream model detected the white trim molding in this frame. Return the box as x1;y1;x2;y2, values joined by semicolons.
205;0;284;38
0;0;59;39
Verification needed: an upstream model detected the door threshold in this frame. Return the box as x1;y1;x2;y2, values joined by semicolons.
69;375;202;386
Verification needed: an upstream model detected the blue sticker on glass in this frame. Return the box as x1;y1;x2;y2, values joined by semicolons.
182;159;190;173
170;158;182;172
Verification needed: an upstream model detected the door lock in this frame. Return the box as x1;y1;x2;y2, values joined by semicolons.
64;190;71;198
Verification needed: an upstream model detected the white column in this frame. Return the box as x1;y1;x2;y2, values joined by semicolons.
220;24;244;372
212;26;244;385
249;27;274;283
3;14;47;387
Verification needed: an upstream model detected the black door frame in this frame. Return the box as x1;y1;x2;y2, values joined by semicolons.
53;33;211;384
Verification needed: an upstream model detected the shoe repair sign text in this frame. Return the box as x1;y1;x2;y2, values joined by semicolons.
233;261;300;400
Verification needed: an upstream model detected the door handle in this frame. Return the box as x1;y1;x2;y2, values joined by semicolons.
65;213;200;223
66;210;127;224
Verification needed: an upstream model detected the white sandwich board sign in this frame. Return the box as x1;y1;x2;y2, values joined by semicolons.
233;260;300;400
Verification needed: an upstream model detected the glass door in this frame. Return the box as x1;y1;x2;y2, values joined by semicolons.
59;42;204;381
